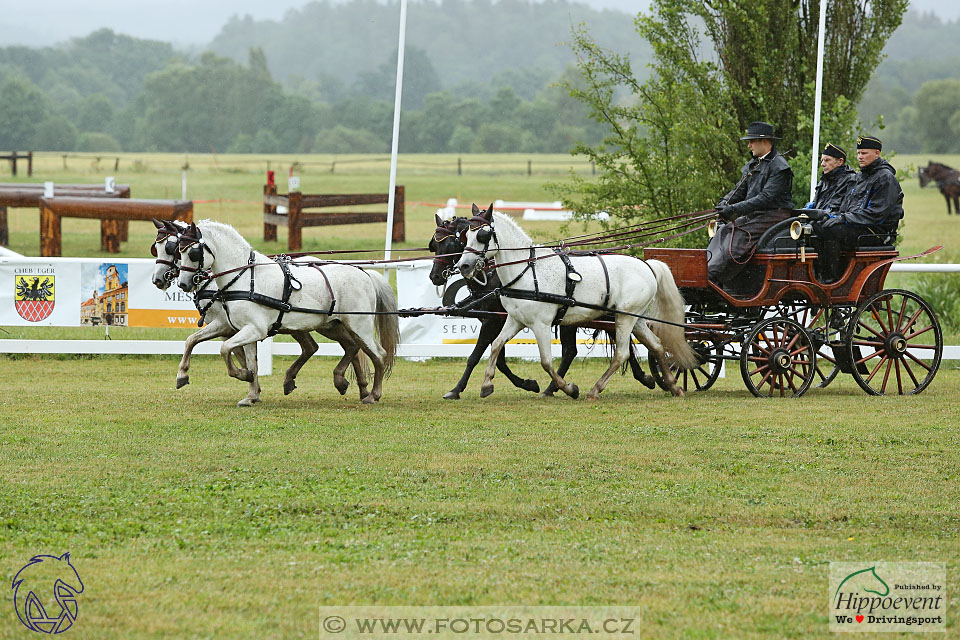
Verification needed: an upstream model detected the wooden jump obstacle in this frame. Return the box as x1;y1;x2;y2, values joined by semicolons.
0;183;131;247
39;197;193;256
263;183;405;252
0;152;33;177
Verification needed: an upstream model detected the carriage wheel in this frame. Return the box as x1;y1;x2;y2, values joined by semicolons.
740;318;816;398
649;340;722;393
845;289;942;395
776;300;847;389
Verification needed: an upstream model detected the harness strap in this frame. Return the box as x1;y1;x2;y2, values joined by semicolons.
308;263;337;316
597;253;611;310
551;248;582;325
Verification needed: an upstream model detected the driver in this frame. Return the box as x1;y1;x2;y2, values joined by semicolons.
707;121;794;289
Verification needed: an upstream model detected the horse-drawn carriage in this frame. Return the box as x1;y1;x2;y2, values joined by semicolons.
643;216;943;397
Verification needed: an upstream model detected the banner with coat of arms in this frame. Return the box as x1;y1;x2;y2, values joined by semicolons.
0;257;200;328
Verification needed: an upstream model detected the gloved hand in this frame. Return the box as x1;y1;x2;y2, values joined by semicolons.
804;209;828;221
715;204;736;222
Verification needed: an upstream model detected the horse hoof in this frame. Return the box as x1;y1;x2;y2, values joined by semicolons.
641;374;657;390
673;387;686;398
539;390;556;398
176;377;189;389
522;379;540;393
334;377;349;395
361;394;377;405
584;393;599;402
283;380;297;395
568;384;580;399
479;384;494;398
443;391;461;400
237;398;256;407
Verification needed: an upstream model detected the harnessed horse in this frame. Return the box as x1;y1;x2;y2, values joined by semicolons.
151;219;371;405
175;220;399;405
430;213;656;398
455;205;697;400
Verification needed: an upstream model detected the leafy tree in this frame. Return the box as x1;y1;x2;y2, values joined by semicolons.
913;79;960;153
32;115;78;151
0;77;50;149
556;0;908;246
76;131;123;152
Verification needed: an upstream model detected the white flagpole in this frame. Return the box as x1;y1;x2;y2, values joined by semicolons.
809;0;828;203
384;0;408;262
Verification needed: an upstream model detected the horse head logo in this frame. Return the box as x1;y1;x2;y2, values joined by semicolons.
12;552;84;634
834;565;890;599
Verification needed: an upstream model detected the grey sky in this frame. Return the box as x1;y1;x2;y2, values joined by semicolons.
0;0;953;47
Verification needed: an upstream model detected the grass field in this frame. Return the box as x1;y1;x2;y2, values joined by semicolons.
1;153;959;637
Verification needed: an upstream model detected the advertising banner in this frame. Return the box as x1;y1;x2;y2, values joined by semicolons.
0;257;199;328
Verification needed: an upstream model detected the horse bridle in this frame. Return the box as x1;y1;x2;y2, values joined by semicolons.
463;214;496;285
177;230;216;286
151;228;182;284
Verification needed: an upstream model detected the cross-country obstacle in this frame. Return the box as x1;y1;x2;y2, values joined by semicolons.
0;182;131;247
0;151;33;177
40;197;193;256
263;183;405;252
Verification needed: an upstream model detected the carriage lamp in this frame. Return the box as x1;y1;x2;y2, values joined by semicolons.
790;219;814;262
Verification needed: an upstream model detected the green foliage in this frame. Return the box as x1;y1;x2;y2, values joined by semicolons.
31;115;78;151
557;0;907;246
913;79;960;153
0;76;50;149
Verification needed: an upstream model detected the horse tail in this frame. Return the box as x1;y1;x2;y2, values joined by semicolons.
366;270;399;376
647;259;698;370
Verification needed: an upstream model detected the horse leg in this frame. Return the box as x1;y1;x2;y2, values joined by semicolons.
177;322;229;388
348;321;387;404
479;315;524;398
529;322;580;399
584;319;633;401
488;320;539;395
542;325;578;397
626;339;656;389
283;331;318;395
348;350;370;400
220;326;265;384
237;342;261;407
633;322;684;397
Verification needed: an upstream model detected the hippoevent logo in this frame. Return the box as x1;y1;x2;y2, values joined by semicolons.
15;274;55;322
829;562;945;633
11;553;84;634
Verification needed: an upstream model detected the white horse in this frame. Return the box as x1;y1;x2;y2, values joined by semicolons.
455;205;698;399
152;220;351;406
175;220;398;404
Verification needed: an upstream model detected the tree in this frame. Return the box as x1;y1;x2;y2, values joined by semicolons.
0;77;50;149
913;79;960;153
556;0;908;246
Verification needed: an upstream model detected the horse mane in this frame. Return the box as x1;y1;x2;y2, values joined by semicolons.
493;212;532;245
199;219;252;252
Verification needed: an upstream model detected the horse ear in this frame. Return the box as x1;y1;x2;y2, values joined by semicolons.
484;204;494;221
152;218;163;229
435;213;443;226
471;203;480;215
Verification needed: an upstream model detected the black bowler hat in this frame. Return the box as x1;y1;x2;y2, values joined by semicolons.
857;135;882;151
740;121;780;141
822;143;846;161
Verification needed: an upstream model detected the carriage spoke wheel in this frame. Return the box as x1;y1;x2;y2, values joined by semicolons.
650;340;722;393
740;318;816;398
777;300;847;389
845;289;942;395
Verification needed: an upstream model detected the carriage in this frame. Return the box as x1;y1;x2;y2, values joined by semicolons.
642;215;943;397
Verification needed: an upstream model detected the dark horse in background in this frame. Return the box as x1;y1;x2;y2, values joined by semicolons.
429;213;656;399
919;161;960;215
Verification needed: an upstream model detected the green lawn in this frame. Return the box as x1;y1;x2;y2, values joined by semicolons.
1;356;959;638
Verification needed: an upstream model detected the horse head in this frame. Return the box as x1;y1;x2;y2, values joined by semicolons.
428;214;470;286
12;552;84;633
455;203;497;281
919;167;930;188
176;222;211;292
151;218;186;290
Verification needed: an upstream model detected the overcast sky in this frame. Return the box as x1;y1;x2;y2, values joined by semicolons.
0;0;954;47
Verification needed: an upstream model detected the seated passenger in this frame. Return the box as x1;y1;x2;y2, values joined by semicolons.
807;143;856;213
707;121;794;290
810;135;903;282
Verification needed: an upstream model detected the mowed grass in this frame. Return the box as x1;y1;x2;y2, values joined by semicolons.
1;355;959;638
2;153;960;637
